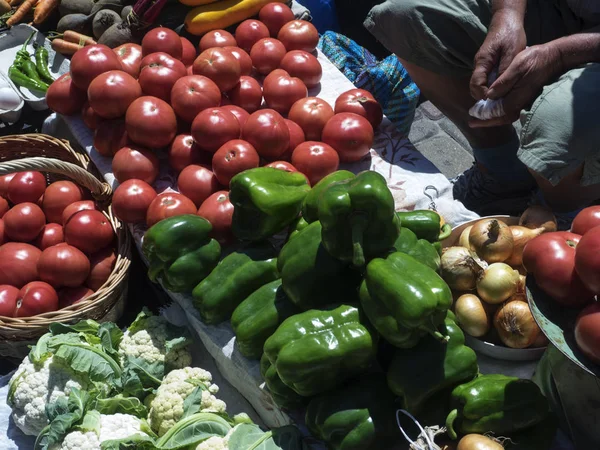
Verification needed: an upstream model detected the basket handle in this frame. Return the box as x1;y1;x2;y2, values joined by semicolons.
0;157;112;201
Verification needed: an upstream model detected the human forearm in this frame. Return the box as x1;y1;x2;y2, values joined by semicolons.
492;0;527;22
549;27;600;72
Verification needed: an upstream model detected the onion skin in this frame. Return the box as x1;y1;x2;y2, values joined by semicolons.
454;294;490;337
519;205;557;233
494;298;541;349
532;332;549;348
457;434;504;450
458;225;473;249
505;226;543;268
440;246;484;291
477;263;520;304
469;219;514;263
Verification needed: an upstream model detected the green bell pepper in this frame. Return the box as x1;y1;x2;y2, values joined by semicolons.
317;171;400;267
445;374;549;439
260;353;307;409
142;215;221;293
387;311;478;414
395;210;451;243
287;216;309;241
263;305;377;397
192;242;279;324
392;227;441;271
360;252;452;347
230;167;311;241
302;170;355;223
305;375;400;450
278;221;360;310
231;279;300;359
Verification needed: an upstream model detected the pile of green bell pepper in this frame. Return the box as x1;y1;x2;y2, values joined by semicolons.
396;209;451;244
142;215;221;293
260;353;307;409
392;226;441;271
302;170;355;223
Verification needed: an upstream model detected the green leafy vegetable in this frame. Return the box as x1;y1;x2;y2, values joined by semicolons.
155;412;232;449
121;355;164;399
54;343;122;385
181;384;207;419
96;395;148;418
228;424;306;450
98;322;124;357
101;434;157;450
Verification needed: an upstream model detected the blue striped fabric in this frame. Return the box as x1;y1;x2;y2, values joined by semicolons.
318;31;420;135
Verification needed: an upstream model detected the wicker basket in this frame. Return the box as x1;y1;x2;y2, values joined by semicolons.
0;134;132;359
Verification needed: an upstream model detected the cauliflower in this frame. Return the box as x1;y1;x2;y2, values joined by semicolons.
149;367;227;437
8;356;90;436
118;312;192;371
195;435;229;450
50;431;100;450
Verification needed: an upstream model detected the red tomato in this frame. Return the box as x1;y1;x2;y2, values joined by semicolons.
7;171;46;205
242;109;289;160
93;119;128;157
280;50;322;88
575;226;600;295
146;192;197;227
187;65;193;76
572;206;600;236
288;97;334;141
263;69;307;115
0;174;15;197
38;244;90;288
0;219;5;245
0;243;42;288
59;286;94;309
191;107;241;153
81;101;101;129
259;2;295;37
236;20;270;52
281;119;305;161
86;247;116;290
0;196;8;218
113;43;143;78
228;76;262;113
170;75;221;123
112;145;159;184
221;93;231;106
47;73;87;115
180;37;197;67
70;44;123;90
198;190;234;244
142;27;183;59
322;112;374;162
42;181;84;224
221;105;250;128
0;285;18;316
15;281;58;317
168;134;212;172
34;223;64;250
3;203;46;242
277;20;319;52
193;48;241;92
126;96;178;149
62;201;97;225
265;161;298;172
138;52;187;102
87;70;142;119
575;303;600;363
523;232;594;307
334;89;383;129
65;210;115;254
112;179;157;224
222;46;253;76
250;38;286;75
212;139;260;186
199;29;237;52
177;165;220;207
291;141;339;185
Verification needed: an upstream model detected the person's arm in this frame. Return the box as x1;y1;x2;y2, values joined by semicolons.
552;27;600;72
492;0;526;20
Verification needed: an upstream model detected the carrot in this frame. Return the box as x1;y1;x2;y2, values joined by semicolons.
9;0;23;6
6;0;36;26
33;0;58;24
51;38;82;55
63;30;97;46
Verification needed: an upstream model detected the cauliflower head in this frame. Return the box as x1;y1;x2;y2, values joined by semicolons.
8;356;90;436
195;435;229;450
149;367;226;437
49;431;100;450
118;314;192;370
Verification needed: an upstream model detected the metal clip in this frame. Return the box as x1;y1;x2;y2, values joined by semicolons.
396;409;436;450
424;185;439;212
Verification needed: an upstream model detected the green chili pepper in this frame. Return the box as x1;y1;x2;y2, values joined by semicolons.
34;46;54;84
21;59;47;86
8;66;49;93
15;32;36;65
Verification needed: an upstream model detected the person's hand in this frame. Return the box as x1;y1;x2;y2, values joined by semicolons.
469;43;563;128
470;10;526;101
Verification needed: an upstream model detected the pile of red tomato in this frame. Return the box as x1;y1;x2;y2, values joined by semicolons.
0;172;117;318
522;206;600;365
45;2;383;244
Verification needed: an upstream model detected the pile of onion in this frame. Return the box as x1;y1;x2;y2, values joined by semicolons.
476;262;520;304
469;219;514;263
504;225;544;267
457;434;504;450
440;247;485;291
454;293;491;337
493;294;541;348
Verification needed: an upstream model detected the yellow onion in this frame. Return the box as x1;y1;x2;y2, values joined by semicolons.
458;225;473;249
476;263;520;304
519;205;557;233
469;219;514;263
494;297;541;348
454;294;491;337
457;434;504;450
440;247;485;291
505;226;543;268
517;274;527;293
